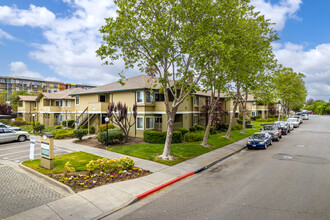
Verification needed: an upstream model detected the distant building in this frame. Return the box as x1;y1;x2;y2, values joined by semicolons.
0;76;94;99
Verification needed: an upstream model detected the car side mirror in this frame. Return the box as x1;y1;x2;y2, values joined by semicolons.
260;128;262;130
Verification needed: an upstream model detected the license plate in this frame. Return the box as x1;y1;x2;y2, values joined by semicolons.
253;145;256;147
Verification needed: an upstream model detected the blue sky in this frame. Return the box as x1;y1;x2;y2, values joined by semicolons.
0;0;329;101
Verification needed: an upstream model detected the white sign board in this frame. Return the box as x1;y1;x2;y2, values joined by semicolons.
41;142;50;158
29;136;36;160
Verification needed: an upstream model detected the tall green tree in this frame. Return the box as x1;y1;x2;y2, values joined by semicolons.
223;1;277;138
97;0;215;160
273;67;307;117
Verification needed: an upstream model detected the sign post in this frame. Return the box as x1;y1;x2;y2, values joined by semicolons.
29;136;35;160
40;132;55;170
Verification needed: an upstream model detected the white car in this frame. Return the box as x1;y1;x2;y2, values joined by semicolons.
0;128;29;143
293;115;303;124
302;114;309;120
287;118;300;128
0;123;21;131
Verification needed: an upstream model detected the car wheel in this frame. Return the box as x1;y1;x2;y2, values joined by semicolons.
270;140;272;146
277;137;280;141
280;135;282;139
18;135;26;142
264;144;267;149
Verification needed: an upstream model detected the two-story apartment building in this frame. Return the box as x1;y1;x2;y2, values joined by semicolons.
17;88;85;126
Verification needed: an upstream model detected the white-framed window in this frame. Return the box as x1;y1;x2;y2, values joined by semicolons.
146;91;154;103
251;112;256;116
136;116;144;129
75;96;80;105
66;114;71;120
193;115;198;125
136;91;144;103
145;116;154;130
193;96;199;106
65;100;70;107
55;100;63;106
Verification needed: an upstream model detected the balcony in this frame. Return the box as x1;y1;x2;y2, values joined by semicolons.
88;102;109;112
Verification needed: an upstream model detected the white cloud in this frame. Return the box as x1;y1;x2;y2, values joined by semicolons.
0;4;55;27
251;0;302;30
275;43;330;101
27;0;125;85
0;28;15;41
10;61;59;82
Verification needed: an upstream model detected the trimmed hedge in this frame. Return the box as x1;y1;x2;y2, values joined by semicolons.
189;124;205;132
97;128;124;144
256;118;276;122
232;124;242;130
185;131;204;142
74;129;87;141
143;130;183;144
51;129;75;139
62;120;75;128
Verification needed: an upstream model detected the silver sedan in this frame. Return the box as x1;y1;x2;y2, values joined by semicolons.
0;128;30;143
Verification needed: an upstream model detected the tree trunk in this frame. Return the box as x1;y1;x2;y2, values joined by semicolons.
241;108;246;133
158;111;177;160
201;106;215;147
225;100;238;138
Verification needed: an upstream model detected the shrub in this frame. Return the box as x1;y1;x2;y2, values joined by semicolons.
99;123;115;132
232;124;242;130
64;162;75;176
256;118;276;122
143;130;182;144
185;131;204;142
210;126;217;135
177;127;189;136
86;157;135;173
62;120;75;128
119;157;135;170
237;119;251;125
189;126;197;132
15;117;23;121
74;129;87;141
33;124;45;134
97;128;124;145
11;121;27;126
55;125;62;129
51;129;75;139
0;119;9;124
83;126;95;134
250;116;257;121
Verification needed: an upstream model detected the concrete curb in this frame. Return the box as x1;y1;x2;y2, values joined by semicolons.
19;163;75;195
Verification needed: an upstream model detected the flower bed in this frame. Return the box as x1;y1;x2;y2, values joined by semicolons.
49;167;150;193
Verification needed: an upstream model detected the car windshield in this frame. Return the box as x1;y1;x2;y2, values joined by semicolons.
264;126;276;130
287;118;297;122
251;134;265;139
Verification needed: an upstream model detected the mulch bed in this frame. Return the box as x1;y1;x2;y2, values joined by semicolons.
76;136;148;149
49;167;151;193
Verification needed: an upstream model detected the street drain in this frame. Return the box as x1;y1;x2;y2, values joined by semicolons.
273;153;330;165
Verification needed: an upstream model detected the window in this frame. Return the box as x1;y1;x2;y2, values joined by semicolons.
155;93;165;102
75;96;80;105
136;117;144;129
53;84;58;88
65;100;71;107
155;117;162;123
193;96;199;106
146;91;154;103
251;112;256;116
194;115;198;125
34;102;37;108
55;100;63;106
136;91;144;103
99;95;106;102
145;117;154;129
66;114;70;120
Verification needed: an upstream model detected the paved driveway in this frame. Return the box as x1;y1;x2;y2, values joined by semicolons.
0;138;70;163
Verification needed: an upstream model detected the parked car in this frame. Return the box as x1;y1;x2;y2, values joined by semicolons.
0;128;29;143
302;114;309;120
0;123;21;131
261;124;282;141
293;115;303;124
274;121;290;135
287;118;300;128
247;132;272;149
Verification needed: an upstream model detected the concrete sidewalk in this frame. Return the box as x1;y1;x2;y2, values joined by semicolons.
6;137;248;220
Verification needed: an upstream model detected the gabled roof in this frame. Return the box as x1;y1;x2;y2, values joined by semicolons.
17;95;38;102
36;88;86;100
70;75;167;96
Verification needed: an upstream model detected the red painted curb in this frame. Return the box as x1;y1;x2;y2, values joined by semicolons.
137;171;195;200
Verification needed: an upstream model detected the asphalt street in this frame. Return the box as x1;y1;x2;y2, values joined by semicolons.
0;137;70;163
111;115;330;220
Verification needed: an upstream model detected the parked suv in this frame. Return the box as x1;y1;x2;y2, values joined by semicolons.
287;118;300;128
261;124;282;141
301;114;309;120
274;121;290;135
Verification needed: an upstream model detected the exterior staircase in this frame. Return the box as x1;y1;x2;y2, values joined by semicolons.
76;107;97;129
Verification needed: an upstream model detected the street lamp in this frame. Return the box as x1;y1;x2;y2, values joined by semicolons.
105;117;109;148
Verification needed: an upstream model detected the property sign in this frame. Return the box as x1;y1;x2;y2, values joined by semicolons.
29;136;35;160
41;141;50;158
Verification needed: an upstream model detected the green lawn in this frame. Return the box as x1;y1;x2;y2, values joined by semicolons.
108;128;259;166
22;151;102;174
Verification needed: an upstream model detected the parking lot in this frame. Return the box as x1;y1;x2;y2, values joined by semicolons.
0;138;71;163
